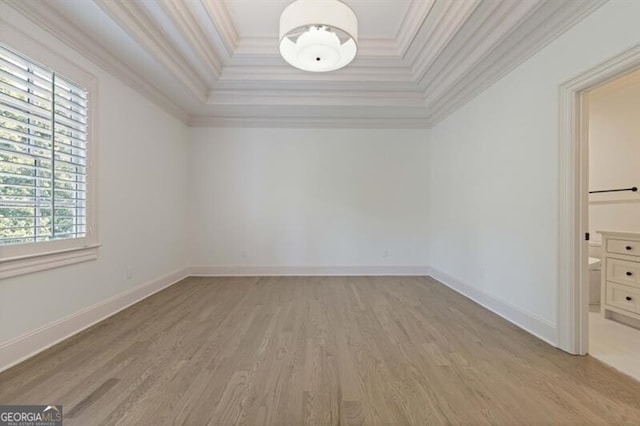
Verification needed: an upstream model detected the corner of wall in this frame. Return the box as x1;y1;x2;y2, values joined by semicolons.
428;267;557;346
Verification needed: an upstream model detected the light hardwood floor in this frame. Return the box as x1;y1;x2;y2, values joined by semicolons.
1;276;639;425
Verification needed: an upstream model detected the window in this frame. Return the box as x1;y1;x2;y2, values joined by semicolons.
0;43;98;278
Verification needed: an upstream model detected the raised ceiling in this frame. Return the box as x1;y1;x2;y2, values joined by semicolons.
4;0;606;127
224;0;413;39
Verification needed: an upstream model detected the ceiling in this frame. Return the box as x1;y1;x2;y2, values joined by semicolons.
4;0;606;128
224;0;413;39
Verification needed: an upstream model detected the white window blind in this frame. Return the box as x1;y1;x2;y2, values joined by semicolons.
0;44;88;246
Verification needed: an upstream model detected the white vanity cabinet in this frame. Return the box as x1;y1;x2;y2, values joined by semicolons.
598;231;640;322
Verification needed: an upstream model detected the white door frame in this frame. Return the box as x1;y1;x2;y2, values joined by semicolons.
557;44;640;355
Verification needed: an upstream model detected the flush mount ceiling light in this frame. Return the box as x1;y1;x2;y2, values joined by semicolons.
279;0;358;72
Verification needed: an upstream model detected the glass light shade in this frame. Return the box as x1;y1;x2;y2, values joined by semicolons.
279;0;358;72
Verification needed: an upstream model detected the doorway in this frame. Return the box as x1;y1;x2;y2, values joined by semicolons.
556;45;640;364
584;69;640;380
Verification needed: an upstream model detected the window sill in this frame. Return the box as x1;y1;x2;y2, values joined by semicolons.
0;244;100;279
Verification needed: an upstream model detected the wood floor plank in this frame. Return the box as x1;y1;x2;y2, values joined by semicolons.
1;276;639;425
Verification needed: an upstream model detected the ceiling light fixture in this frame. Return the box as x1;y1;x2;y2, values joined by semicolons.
279;0;358;72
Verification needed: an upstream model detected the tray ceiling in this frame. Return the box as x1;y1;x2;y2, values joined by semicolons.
224;0;414;39
2;0;606;127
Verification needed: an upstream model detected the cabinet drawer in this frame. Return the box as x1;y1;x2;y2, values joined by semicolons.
607;239;640;257
606;282;640;314
606;258;640;288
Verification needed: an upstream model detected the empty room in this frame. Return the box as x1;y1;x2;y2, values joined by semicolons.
0;0;639;425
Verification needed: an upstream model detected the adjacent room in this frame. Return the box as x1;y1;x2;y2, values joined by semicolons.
0;1;639;425
586;70;640;380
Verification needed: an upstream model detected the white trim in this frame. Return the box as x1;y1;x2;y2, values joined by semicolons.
217;61;414;82
159;0;224;77
3;0;607;129
396;0;436;57
0;21;101;277
92;0;209;102
427;0;608;126
2;0;190;123
200;0;238;56
1;264;568;373
0;245;100;280
188;116;431;129
557;45;640;355
429;267;557;346
595;230;640;239
207;88;426;108
409;0;488;83
0;268;189;373
189;265;431;277
233;37;400;58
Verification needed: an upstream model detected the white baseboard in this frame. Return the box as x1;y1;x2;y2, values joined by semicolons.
1;264;559;373
189;264;432;277
190;265;557;346
0;268;189;373
428;267;557;346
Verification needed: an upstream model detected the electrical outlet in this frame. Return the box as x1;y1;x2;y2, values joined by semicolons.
240;250;248;259
126;266;133;280
382;249;389;258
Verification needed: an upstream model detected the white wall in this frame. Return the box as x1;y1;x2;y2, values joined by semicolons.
588;75;640;247
189;127;430;273
428;0;640;343
0;9;190;346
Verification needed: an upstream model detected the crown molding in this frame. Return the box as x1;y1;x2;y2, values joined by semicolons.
396;0;436;57
233;37;400;58
208;88;426;108
188;115;431;129
208;77;423;109
427;0;608;125
212;79;420;92
158;0;225;78
201;0;238;56
94;0;209;102
420;0;544;101
3;0;612;129
407;0;480;79
217;61;414;84
2;0;190;124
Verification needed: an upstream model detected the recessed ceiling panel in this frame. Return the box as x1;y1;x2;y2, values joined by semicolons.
2;0;609;128
222;0;413;39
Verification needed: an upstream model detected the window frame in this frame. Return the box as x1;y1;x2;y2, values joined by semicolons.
0;37;99;280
